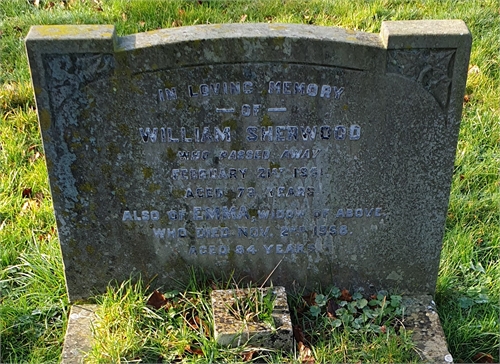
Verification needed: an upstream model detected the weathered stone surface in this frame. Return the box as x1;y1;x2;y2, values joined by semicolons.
61;304;98;364
61;295;452;363
26;21;471;301
211;286;292;349
403;295;454;363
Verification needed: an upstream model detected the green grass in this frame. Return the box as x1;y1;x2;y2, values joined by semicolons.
87;276;259;363
86;275;418;363
1;0;498;362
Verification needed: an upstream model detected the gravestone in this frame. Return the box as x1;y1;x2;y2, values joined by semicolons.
26;21;471;303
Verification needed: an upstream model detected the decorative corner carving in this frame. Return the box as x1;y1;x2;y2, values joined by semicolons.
43;53;115;124
41;53;114;204
387;49;455;110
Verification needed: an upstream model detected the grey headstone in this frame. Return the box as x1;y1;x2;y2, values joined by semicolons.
26;21;471;301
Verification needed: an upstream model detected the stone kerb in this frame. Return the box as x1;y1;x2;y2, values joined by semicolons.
26;21;471;302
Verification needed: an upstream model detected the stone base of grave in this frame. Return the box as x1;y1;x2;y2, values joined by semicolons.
61;304;98;364
402;295;454;363
61;295;453;363
211;286;293;350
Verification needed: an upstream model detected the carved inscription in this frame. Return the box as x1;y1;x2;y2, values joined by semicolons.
158;80;345;102
123;67;386;257
139;125;360;143
122;207;384;251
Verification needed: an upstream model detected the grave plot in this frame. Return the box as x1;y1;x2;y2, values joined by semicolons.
26;20;470;363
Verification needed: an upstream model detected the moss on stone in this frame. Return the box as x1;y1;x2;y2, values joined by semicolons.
260;114;273;126
166;147;176;161
269;161;280;169
142;167;153;179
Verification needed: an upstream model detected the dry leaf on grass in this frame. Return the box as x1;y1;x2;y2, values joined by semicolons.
293;325;305;343
294;325;314;363
146;290;167;309
241;350;256;361
472;352;494;363
22;188;32;198
326;299;339;318
28;148;41;161
21;200;30;211
302;292;317;306
468;65;480;74
28;151;41;163
188;315;202;329
298;341;315;363
184;312;210;337
340;289;352;302
184;345;203;355
21;199;40;213
34;192;45;202
38;227;56;241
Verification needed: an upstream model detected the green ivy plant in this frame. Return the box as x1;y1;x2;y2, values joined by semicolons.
308;287;405;335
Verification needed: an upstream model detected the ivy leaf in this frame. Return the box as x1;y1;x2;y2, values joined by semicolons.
362;308;375;319
352;292;363;300
165;290;179;299
371;308;382;318
475;294;489;304
331;318;342;328
335;308;347;316
358;313;369;323
384;305;395;314
354;316;365;325
315;294;327;306
356;298;368;309
348;301;358;313
340;313;353;324
329;287;341;298
390;295;402;307
309;305;321;317
470;261;485;273
369;299;379;307
458;297;475;309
